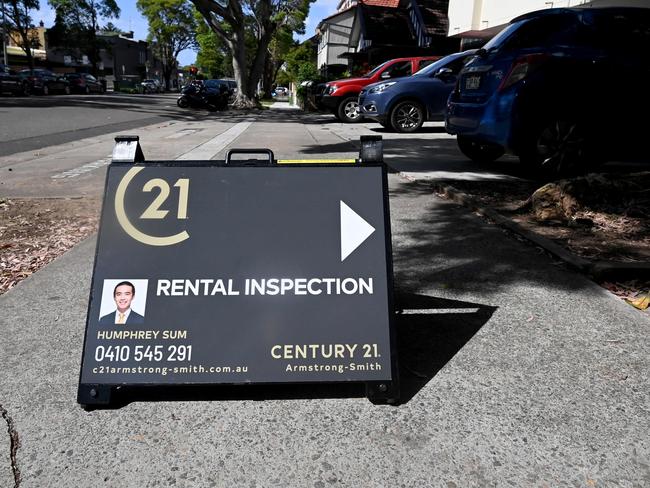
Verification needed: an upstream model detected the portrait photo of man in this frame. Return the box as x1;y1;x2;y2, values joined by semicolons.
99;280;147;325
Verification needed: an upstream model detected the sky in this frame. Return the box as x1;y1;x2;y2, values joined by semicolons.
35;0;340;66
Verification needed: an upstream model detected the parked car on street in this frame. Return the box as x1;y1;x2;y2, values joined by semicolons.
202;79;231;95
215;79;237;99
65;73;105;94
19;69;70;95
446;7;650;176
359;50;476;132
273;86;289;96
141;79;163;93
318;56;440;123
0;64;29;96
177;79;230;111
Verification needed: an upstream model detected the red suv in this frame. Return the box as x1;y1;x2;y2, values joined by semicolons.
319;56;440;123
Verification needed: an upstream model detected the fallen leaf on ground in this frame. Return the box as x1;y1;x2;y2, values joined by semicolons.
626;293;650;310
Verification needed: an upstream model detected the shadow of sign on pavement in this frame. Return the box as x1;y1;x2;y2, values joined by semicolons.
394;293;497;404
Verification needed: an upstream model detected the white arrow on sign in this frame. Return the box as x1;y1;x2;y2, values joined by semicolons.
340;201;375;262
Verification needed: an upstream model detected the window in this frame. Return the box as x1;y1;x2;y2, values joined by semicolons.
417;59;435;71
383;61;411;78
446;56;472;75
500;15;576;51
585;10;650;52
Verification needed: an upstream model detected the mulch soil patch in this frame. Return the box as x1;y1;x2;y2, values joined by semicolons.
435;175;650;310
0;197;100;294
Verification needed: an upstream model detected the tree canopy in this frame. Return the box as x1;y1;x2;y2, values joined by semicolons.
137;0;197;90
48;0;120;75
194;10;232;79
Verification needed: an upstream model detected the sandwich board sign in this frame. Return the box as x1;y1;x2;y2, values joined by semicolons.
77;138;398;406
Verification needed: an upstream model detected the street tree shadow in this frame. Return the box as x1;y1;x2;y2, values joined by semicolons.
387;178;600;295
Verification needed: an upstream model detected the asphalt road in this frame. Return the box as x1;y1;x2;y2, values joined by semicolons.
0;93;187;157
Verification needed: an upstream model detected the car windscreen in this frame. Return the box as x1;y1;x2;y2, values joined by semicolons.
480;20;526;52
204;80;224;89
413;55;462;76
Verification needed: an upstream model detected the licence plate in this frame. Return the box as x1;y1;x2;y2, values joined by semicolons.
465;75;481;90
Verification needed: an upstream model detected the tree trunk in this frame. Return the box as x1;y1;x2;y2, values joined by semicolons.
162;63;172;91
245;25;275;105
262;55;273;99
90;13;99;77
9;1;34;72
231;26;256;108
19;32;34;72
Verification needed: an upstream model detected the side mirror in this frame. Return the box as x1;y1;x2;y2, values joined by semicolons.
434;67;453;79
380;71;391;79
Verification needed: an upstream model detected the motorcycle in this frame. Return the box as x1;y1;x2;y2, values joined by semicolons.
177;82;229;112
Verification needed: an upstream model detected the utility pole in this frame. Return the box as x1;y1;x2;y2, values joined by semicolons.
1;0;8;65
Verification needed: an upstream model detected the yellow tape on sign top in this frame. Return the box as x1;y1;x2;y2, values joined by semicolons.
278;159;357;164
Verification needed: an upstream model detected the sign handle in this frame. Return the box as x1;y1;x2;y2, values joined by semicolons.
225;148;276;166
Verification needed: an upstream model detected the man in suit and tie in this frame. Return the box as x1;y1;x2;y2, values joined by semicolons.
99;281;145;325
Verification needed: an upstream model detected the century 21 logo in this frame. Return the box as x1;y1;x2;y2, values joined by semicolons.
115;167;190;246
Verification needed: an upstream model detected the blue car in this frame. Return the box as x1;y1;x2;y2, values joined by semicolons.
446;7;650;176
359;51;477;133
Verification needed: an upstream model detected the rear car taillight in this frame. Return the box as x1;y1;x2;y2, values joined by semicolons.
498;53;548;91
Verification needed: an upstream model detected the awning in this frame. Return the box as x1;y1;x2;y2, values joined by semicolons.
7;45;47;60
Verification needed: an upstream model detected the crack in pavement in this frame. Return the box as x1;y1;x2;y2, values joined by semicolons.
0;404;21;488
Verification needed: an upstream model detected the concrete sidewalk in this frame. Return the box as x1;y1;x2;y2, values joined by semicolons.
1;172;648;487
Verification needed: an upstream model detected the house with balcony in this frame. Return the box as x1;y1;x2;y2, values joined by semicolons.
317;0;458;77
316;7;357;78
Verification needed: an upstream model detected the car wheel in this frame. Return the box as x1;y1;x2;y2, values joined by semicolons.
457;136;504;163
390;100;425;133
337;97;363;123
519;119;595;177
21;83;31;96
42;84;49;96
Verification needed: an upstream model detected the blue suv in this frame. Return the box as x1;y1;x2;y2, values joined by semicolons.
446;7;650;176
359;51;476;133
